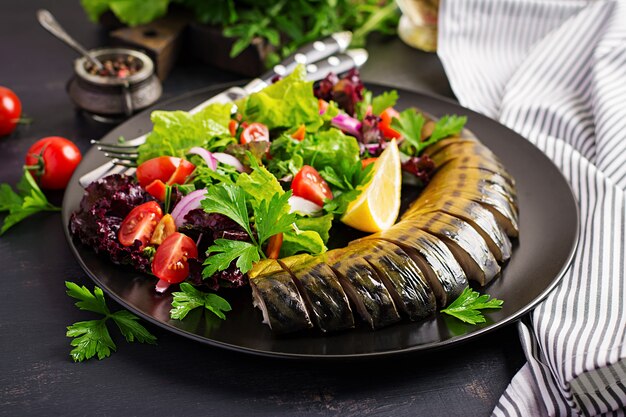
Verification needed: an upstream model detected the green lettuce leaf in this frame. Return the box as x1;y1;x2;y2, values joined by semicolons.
300;128;361;180
239;65;323;131
137;102;234;163
279;214;333;257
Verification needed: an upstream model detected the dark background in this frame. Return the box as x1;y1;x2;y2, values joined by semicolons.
0;1;524;416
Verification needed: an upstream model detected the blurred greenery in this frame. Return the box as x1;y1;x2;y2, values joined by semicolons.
80;0;399;67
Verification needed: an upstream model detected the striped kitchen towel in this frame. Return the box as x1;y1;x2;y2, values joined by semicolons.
437;0;626;416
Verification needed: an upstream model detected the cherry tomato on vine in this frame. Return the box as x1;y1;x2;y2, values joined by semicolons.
25;136;82;189
0;86;22;136
379;107;402;140
291;165;333;207
240;122;269;144
118;201;163;249
151;232;198;284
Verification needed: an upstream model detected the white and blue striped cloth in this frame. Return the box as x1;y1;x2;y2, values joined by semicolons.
437;0;626;415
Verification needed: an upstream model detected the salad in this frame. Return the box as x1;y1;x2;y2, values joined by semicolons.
69;65;469;322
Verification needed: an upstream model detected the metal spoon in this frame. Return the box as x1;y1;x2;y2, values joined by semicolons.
37;9;104;71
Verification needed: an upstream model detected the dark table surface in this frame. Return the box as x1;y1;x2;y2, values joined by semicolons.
0;2;525;416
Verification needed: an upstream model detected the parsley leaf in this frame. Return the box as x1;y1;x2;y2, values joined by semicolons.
371;90;399;115
200;183;253;239
203;239;260;276
65;282;157;362
170;282;232;320
392;110;467;156
0;170;60;235
392;109;425;155
254;192;296;245
429;115;468;143
440;287;503;325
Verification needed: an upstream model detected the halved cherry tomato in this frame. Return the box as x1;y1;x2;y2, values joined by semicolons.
150;214;176;245
361;157;378;168
228;119;238;137
118;201;163;249
266;233;283;259
145;179;167;201
291;124;306;141
379;107;402;140
291;165;333;207
136;156;195;188
240;122;269;144
151;232;198;284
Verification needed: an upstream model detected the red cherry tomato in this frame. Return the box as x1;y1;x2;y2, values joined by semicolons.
240;122;269;144
291;165;333;207
136;156;195;188
118;201;163;249
379;107;402;140
151;232;198;284
0;86;22;136
24;136;82;189
144;179;167;201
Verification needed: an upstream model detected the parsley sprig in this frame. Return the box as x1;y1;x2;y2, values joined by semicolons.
65;282;156;362
440;287;504;325
392;110;467;156
201;157;297;278
170;283;232;320
0;170;60;235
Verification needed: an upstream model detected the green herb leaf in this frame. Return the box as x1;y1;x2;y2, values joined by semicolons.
428;115;468;143
236;157;285;205
0;170;60;235
440;287;503;325
110;310;157;344
203;239;260;277
392;109;425;155
371;90;399;115
65;282;110;316
170;282;232;320
201;183;253;238
65;281;157;362
67;319;116;362
254;192;296;246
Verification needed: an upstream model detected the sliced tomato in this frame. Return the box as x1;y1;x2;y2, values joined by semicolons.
291;124;306;141
379;107;402;140
240;122;269;144
145;179;167;201
166;159;195;185
291;165;333;207
150;214;177;245
266;233;283;259
361;157;378;168
318;99;329;115
136;156;195;188
151;232;198;284
118;201;163;249
228;119;238;137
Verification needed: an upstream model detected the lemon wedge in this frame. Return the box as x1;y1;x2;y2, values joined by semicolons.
341;139;401;232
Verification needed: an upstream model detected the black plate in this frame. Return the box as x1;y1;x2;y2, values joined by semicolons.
62;83;579;359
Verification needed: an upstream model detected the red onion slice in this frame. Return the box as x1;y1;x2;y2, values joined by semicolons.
171;188;208;227
332;113;362;138
288;196;323;215
189;147;217;170
212;152;245;172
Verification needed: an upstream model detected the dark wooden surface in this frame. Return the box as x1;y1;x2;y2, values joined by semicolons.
0;2;525;416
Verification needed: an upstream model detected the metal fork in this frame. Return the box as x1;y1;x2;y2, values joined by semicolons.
78;48;368;187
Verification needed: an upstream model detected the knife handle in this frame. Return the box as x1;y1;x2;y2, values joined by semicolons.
260;31;352;82
305;49;369;82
